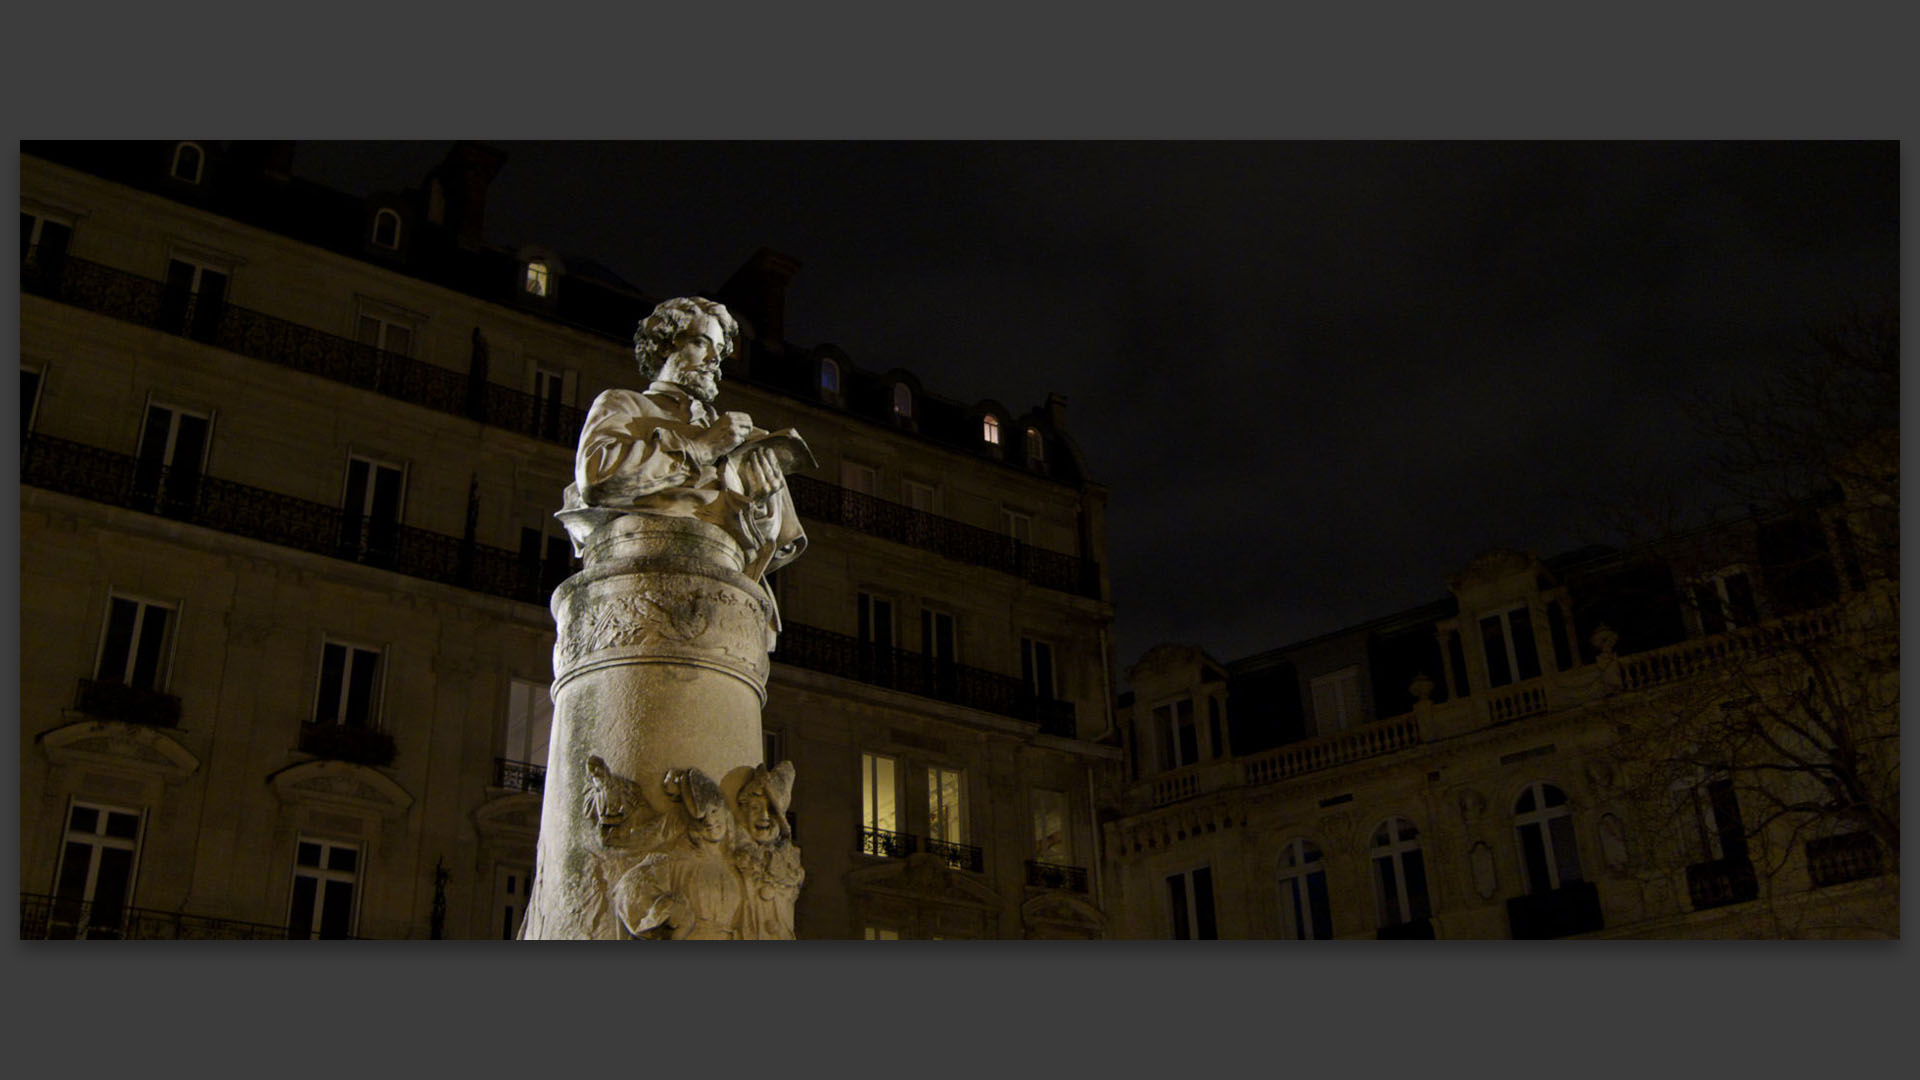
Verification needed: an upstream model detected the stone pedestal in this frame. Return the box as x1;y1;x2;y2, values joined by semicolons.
521;514;799;939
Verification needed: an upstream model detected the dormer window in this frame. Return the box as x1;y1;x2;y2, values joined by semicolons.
170;142;205;184
982;414;1001;445
820;357;841;394
1025;427;1045;463
524;260;550;297
371;209;401;250
892;383;913;418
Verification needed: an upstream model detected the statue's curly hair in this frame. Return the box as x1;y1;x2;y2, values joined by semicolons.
633;297;739;381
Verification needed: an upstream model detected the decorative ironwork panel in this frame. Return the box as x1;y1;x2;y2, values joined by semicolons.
1686;858;1760;910
1807;832;1882;888
775;621;1076;726
21;892;346;940
494;757;548;794
1024;860;1090;892
924;837;985;873
858;826;917;859
74;678;182;728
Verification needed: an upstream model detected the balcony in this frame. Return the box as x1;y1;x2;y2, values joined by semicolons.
299;722;397;767
21;892;315;940
1614;608;1846;693
1807;832;1883;888
858;826;918;859
23;433;549;606
1486;681;1549;724
22;251;585;447
493;757;547;794
1241;714;1423;787
1505;880;1604;939
1686;857;1760;911
1025;860;1090;892
74;677;181;727
925;837;985;873
776;621;1076;733
787;474;1101;598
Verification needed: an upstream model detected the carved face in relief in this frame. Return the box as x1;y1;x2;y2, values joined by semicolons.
657;313;728;404
690;806;732;847
737;782;780;844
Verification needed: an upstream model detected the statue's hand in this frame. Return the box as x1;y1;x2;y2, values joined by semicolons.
691;411;753;464
738;445;787;500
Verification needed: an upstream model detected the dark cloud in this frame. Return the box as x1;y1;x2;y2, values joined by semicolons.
295;141;1898;670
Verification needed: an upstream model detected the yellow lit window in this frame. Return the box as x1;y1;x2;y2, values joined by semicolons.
982;414;1001;444
524;260;550;297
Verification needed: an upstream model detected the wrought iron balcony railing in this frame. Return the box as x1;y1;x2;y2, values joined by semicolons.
787;474;1100;599
1686;857;1760;911
774;621;1076;733
74;677;182;727
20;891;321;940
493;757;547;794
1505;880;1604;939
23;433;552;606
299;722;397;767
1807;832;1883;888
22;250;587;447
1024;860;1090;892
858;825;917;859
925;837;985;873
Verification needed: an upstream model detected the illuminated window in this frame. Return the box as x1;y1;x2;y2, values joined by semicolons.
891;383;913;417
863;926;900;940
1514;782;1582;894
1167;866;1216;939
502;678;552;769
1025;427;1045;462
927;766;966;845
819;358;840;394
371;209;401;249
314;639;384;730
982;414;1001;444
524;260;550;297
1032;788;1071;864
1276;839;1332;939
1371;819;1431;930
95;594;177;692
859;752;900;856
170;142;204;184
1310;666;1361;734
1480;607;1541;688
46;802;143;939
288;838;359;939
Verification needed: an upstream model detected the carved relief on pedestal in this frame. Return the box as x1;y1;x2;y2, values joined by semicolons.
577;754;804;940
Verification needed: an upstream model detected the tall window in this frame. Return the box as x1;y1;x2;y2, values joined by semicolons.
859;752;899;854
170;141;204;183
1155;698;1198;770
902;479;937;514
1025;427;1045;463
1674;774;1748;864
524;260;550;297
1480;607;1542;688
1031;788;1071;864
162;257;228;340
22;211;72;272
520;523;574;597
341;454;405;559
502;678;553;770
927;766;966;845
133;401;211;515
982;414;1001;445
1690;569;1760;636
891;383;913;417
1021;637;1056;700
287;838;359;939
857;592;894;647
1167;866;1217;939
314;640;384;729
356;312;413;357
1003;509;1032;545
95;594;177;692
1310;666;1361;734
47;802;143;939
1371;818;1432;929
371;209;401;250
1276;838;1333;939
22;365;44;439
1514;782;1582;894
493;865;530;940
531;365;567;440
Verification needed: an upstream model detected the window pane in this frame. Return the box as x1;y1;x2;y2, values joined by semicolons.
1509;609;1541;680
357;316;381;347
99;598;139;682
129;605;170;692
55;841;93;899
1481;616;1512;687
288;876;317;938
104;811;140;840
1194;867;1217;939
1280;877;1305;940
1542;784;1566;808
297;841;322;867
69;805;99;834
1403;849;1431;921
385;325;411;357
91;847;134;915
344;648;378;728
1549;814;1583;885
315;643;346;725
328;846;358;874
1305;870;1331;939
1520;822;1552;894
1374;854;1399;925
1167;874;1190;940
318;880;354;938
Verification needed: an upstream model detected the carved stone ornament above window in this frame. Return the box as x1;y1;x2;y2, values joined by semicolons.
268;759;414;822
38;719;199;784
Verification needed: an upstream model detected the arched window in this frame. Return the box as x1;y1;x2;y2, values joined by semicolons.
524;260;550;297
1514;782;1582;894
819;358;840;394
1371;818;1431;929
982;414;1001;445
171;142;205;184
1275;838;1332;940
891;382;912;418
1025;426;1045;462
371;209;401;250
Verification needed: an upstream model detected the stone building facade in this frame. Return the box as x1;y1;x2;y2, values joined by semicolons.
1103;495;1898;939
20;141;1119;940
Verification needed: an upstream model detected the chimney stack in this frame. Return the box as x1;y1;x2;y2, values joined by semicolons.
427;141;507;248
717;248;802;353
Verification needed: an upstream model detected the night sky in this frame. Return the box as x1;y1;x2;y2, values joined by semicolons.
293;142;1898;672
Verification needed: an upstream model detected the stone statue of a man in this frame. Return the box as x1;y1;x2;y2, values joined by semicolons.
558;297;812;581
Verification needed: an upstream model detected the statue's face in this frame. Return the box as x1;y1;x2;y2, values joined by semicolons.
738;785;779;844
693;807;730;845
657;314;727;403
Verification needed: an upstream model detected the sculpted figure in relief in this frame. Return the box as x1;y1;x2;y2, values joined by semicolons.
732;762;805;940
558;297;813;584
611;767;744;940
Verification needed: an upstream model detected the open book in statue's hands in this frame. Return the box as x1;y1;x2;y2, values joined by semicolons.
728;428;817;502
